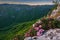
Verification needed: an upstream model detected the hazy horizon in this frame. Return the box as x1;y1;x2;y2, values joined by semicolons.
0;0;54;5
0;1;54;5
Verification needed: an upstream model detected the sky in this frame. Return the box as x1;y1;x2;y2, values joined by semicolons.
0;0;52;2
0;0;55;5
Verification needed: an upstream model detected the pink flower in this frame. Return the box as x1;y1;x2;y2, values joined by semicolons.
34;27;40;31
25;33;30;37
37;29;44;36
37;31;42;36
39;25;42;28
39;29;44;32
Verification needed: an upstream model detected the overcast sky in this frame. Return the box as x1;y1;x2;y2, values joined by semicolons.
0;0;52;2
0;0;55;5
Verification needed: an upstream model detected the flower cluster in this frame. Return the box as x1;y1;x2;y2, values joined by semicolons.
24;17;60;37
33;23;44;36
25;21;45;37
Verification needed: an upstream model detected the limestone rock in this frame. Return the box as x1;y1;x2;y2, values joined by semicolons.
24;29;60;40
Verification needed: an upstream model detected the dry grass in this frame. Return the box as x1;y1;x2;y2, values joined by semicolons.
54;13;60;18
50;12;60;19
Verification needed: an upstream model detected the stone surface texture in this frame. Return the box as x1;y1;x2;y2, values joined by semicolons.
24;29;60;40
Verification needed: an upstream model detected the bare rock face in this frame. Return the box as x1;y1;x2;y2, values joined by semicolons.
38;29;60;40
24;29;60;40
57;16;60;21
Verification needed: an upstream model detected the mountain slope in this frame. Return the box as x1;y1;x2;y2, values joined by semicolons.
0;4;55;40
24;4;60;40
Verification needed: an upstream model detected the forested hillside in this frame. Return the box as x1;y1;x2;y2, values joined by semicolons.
0;4;55;40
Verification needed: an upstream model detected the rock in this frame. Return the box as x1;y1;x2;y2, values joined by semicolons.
56;16;60;21
51;10;57;17
38;29;60;40
24;29;60;40
24;37;33;40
